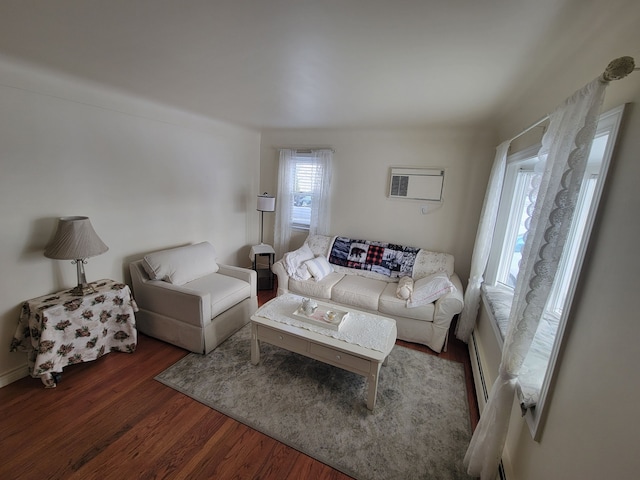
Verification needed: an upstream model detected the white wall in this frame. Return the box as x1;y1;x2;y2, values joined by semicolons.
0;58;261;385
481;5;640;477
259;127;496;284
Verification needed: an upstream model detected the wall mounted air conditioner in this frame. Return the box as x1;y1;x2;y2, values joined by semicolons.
388;168;445;201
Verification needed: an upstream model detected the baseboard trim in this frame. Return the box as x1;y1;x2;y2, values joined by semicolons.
0;364;29;388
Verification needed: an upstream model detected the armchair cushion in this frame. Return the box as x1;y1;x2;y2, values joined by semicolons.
142;242;218;286
185;273;253;320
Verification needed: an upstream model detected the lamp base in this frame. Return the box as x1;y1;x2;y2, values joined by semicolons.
69;283;97;296
69;258;96;296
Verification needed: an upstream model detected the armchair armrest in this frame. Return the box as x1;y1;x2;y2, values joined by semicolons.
433;273;464;328
217;264;257;297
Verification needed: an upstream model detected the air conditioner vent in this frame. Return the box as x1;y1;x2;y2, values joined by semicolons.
390;175;409;197
388;168;444;201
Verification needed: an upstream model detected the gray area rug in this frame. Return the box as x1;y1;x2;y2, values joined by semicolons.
155;324;473;480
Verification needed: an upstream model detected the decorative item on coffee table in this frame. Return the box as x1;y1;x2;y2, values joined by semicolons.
292;297;347;331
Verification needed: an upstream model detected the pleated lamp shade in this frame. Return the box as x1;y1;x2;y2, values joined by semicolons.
45;216;109;260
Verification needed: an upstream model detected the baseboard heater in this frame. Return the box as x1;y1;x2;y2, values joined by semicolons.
470;332;507;480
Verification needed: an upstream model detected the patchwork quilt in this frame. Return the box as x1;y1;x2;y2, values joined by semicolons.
328;236;421;278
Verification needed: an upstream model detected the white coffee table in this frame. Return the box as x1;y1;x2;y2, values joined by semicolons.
250;295;397;410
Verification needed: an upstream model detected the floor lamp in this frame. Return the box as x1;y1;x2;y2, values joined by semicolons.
257;193;276;244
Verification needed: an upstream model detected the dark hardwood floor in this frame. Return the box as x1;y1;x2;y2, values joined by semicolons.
0;284;478;480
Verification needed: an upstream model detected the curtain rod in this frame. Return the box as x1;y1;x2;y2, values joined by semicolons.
508;56;636;144
275;147;335;154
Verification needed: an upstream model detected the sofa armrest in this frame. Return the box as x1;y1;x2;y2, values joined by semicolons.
272;260;289;293
433;273;464;328
217;264;257;298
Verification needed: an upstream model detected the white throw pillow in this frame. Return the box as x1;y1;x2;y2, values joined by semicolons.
407;272;456;308
305;256;333;281
142;242;219;286
396;276;414;300
283;244;315;278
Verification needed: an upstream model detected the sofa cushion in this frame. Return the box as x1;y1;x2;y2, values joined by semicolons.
408;272;457;307
305;234;334;257
379;283;435;322
331;275;387;311
185;273;251;324
305;256;333;280
142;242;219;286
413;250;455;279
289;272;345;300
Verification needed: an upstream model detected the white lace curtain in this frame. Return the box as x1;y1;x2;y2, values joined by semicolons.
455;141;510;342
274;148;333;258
464;77;608;479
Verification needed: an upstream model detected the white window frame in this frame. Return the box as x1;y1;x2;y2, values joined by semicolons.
289;154;316;230
484;105;626;440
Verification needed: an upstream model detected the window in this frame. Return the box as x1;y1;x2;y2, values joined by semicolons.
484;105;625;439
290;158;319;229
487;116;621;310
275;149;333;256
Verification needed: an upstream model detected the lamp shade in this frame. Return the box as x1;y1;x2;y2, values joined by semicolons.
257;193;276;212
44;216;109;260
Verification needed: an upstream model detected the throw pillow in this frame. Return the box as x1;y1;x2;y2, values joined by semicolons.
396;276;414;300
283;243;315;278
305;256;333;281
142;242;219;286
407;272;456;308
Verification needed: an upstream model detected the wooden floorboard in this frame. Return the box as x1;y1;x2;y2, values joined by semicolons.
0;284;479;480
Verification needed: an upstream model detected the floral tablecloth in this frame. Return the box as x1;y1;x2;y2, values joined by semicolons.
10;279;138;387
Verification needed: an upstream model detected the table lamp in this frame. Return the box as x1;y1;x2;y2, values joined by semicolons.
44;216;109;296
257;193;276;244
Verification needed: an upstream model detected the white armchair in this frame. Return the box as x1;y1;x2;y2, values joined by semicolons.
130;242;257;354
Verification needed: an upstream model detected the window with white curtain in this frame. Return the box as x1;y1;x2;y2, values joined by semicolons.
275;149;333;258
483;105;625;438
290;157;318;229
486;115;620;315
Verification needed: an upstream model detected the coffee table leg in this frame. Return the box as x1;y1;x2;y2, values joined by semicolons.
367;362;383;410
250;321;261;365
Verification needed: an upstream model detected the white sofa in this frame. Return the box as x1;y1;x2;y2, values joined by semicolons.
130;242;258;354
272;235;464;353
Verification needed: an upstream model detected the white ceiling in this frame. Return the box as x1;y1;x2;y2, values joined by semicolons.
0;0;602;130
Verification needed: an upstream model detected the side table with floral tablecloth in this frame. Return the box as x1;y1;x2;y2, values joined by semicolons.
10;279;138;387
